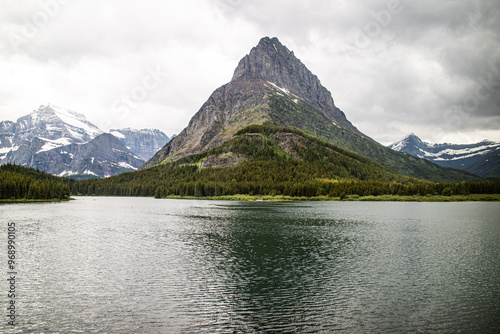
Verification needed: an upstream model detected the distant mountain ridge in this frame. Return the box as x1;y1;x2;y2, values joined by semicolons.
0;104;169;179
389;134;500;178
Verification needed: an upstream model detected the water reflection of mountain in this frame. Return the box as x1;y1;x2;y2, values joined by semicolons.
181;201;360;332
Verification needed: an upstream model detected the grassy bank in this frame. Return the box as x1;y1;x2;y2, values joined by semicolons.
347;194;500;202
158;193;500;202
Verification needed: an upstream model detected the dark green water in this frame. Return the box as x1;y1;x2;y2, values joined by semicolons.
1;197;499;333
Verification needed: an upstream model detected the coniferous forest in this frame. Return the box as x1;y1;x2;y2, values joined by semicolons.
0;163;71;201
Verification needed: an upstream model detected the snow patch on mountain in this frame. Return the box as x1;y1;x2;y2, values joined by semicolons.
83;170;98;176
36;137;73;153
0;146;14;154
110;130;126;139
117;161;137;170
57;170;77;177
49;104;101;138
389;140;406;152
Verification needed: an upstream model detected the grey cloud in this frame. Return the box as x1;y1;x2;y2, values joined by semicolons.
0;0;499;145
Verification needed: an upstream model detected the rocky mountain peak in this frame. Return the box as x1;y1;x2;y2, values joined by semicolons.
231;37;356;132
231;37;294;82
404;133;424;145
389;133;424;153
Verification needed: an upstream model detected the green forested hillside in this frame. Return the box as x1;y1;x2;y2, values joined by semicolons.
266;95;481;182
72;126;499;198
0;164;71;201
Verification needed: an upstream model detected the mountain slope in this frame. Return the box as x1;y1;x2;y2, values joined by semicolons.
143;37;477;183
389;134;500;178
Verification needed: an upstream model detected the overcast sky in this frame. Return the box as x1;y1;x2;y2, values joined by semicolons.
1;0;499;145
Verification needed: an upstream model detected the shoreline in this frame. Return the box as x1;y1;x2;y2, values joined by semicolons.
16;194;499;203
0;198;73;204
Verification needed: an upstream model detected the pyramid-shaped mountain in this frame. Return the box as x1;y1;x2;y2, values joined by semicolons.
142;37;476;182
143;37;363;167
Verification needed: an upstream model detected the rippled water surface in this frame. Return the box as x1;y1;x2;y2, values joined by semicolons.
1;198;499;333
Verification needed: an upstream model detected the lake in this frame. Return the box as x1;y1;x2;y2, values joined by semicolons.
1;197;499;333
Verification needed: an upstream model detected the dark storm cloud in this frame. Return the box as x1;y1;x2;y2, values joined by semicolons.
212;0;500;143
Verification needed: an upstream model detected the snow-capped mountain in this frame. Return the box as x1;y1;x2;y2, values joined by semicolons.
389;134;500;178
32;133;145;179
0;104;169;179
110;128;169;161
0;104;103;162
1;104;101;146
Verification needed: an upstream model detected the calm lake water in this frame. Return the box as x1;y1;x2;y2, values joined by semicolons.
1;197;499;333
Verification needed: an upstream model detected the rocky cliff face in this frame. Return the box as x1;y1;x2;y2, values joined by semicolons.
110;128;169;161
0;121;15;150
